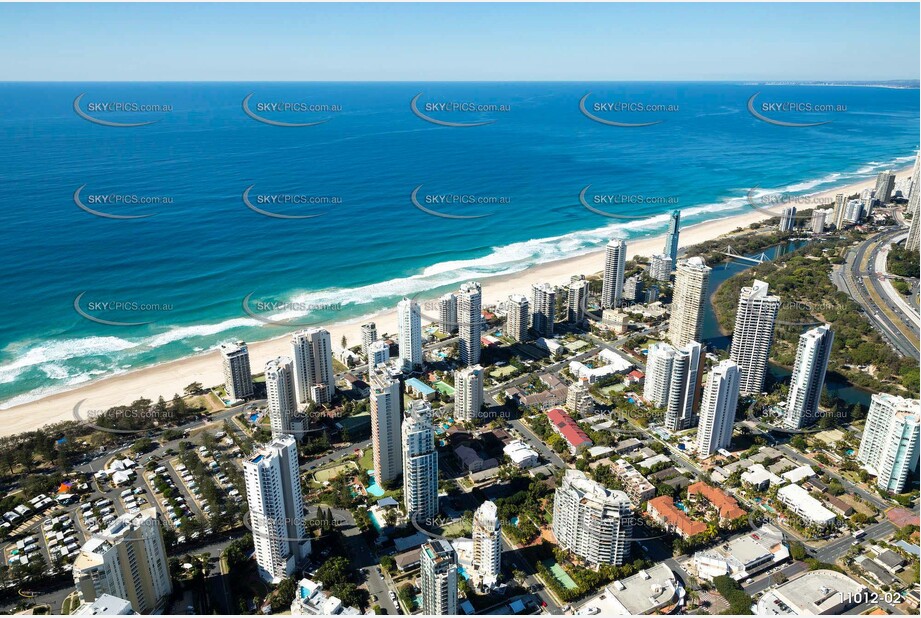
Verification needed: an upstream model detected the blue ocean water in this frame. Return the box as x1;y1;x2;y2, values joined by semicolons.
0;82;917;408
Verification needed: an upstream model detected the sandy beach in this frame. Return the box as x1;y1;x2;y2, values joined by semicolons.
1;166;911;438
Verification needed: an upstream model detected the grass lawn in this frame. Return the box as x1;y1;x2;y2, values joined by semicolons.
313;460;359;483
491;365;518;379
541;559;579;590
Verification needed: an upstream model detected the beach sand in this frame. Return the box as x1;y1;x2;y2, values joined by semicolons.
2;167;911;438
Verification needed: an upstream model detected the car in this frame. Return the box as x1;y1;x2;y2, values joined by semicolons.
744;578;753;584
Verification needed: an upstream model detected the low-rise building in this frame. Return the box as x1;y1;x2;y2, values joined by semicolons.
503;440;539;468
776;484;837;527
740;463;783;490
692;524;789;581
291;578;361;615
755;569;864;615
612;459;656;504
575;563;680;615
547;408;593;454
686;482;745;523
646;496;706;538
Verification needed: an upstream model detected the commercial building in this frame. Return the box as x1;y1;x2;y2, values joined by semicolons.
265;356;298;438
221;340;254;400
601;309;629;334
667;257;711;347
397;297;423;371
244;435;310;583
402;400;438;524
72;509;172;614
72;594;134;615
601;239;627;308
755;569;865;615
696;360;740;457
530;282;556;337
370;365;403;484
454;364;485;421
575;563;679;616
420;540;458;616
857;393;920;493
291;328;335;405
729;280;780;395
505;294;530;342
457;282;483;366
693;524;789;582
783;324;834;429
552;470;633;566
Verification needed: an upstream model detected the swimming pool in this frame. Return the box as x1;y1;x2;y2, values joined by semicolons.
365;470;385;497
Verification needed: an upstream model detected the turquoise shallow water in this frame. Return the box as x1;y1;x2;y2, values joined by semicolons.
0;82;917;407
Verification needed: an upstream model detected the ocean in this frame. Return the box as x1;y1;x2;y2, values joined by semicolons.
0;82;917;408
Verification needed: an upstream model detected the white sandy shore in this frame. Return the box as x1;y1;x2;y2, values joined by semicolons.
1;166;911;438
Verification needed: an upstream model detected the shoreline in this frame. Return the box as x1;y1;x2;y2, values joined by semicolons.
0;165;911;438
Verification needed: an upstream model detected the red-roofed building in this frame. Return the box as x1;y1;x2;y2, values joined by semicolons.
547;408;593;454
687;482;746;522
646;496;707;538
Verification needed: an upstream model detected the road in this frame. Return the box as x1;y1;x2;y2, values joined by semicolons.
833;226;920;360
326;507;398;615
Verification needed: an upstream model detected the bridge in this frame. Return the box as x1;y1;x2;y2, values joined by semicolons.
718;245;771;265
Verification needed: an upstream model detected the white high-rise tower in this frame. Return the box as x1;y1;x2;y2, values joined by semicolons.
221;341;254;400
506;294;530;342
266;356;298;437
530;282;556;337
857;394;920;493
783;325;834;430
421;540;458;616
729;280;780;395
370;365;403;484
668;257;711;347
601;239;627;308
696;360;740;457
454;365;485;421
291;328;335;405
665;341;702;432
472;501;501;589
402;400;438;523
397;297;423;372
244;435;310;583
457;282;482;366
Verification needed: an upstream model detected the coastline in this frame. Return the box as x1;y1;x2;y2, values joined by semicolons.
0;166;910;438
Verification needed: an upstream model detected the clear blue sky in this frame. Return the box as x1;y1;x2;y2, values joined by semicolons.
1;2;917;81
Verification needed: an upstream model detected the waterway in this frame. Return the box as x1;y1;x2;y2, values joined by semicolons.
699;239;872;408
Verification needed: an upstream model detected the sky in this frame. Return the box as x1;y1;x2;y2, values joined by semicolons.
0;2;918;81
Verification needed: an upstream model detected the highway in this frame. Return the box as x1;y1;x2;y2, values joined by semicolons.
833;227;920;360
